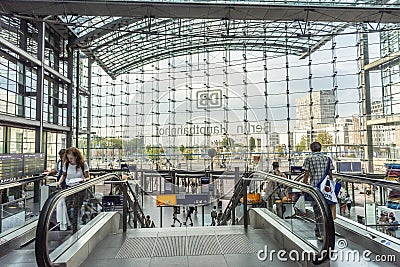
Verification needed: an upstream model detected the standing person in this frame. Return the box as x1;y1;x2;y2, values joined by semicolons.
47;149;66;189
49;149;69;230
340;193;347;215
171;206;182;227
387;213;399;237
265;162;286;207
302;142;335;242
57;147;90;233
271;162;286;178
217;209;223;225
210;206;217;226
145;215;155;228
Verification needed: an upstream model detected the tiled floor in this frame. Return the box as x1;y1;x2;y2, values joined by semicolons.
81;226;298;267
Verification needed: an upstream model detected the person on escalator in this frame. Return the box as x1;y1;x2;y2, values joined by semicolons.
265;162;286;207
302;142;335;242
57;147;90;234
48;149;67;189
271;161;286;178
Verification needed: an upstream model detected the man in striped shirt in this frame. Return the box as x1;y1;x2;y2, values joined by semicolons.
302;141;334;241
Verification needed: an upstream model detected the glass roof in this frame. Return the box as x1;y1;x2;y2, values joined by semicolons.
67;18;349;78
5;0;399;78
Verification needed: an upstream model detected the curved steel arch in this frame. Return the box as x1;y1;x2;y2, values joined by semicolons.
77;18;346;77
108;42;307;75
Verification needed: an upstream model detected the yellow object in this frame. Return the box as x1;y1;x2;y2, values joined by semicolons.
156;194;177;206
386;176;400;181
282;196;287;203
240;193;261;204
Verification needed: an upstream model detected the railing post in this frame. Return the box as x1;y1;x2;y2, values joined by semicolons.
133;201;138;228
202;205;204;226
160;206;162;228
141;170;144;205
122;183;127;232
232;200;235;225
244;180;248;229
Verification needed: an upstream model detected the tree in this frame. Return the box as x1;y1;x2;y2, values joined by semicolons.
295;135;310;152
221;136;235;150
276;144;286;157
316;131;333;149
145;145;163;161
249;137;256;152
179;145;194;160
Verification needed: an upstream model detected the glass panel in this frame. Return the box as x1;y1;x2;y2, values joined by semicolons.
0;126;3;154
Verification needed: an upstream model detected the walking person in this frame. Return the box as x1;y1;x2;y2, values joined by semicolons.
184;206;194;226
345;194;352;214
302;142;335;242
57;147;90;233
210;206;217;226
171;206;182;227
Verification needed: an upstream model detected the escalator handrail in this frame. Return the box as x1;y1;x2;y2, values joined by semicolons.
334;173;400;190
35;173;121;267
252;171;335;265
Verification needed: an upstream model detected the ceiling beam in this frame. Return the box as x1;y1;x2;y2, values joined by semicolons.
2;1;400;23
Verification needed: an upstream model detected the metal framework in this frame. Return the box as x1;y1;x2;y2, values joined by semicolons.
71;19;349;79
2;1;400;174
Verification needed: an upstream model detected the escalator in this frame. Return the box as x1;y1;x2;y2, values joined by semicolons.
32;169;381;266
220;177;250;226
244;171;400;265
330;173;400;265
31;173;145;267
218;170;335;265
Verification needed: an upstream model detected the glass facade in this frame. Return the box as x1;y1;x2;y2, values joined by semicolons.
0;16;72;174
0;3;399;172
45;131;67;170
7;128;35;154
